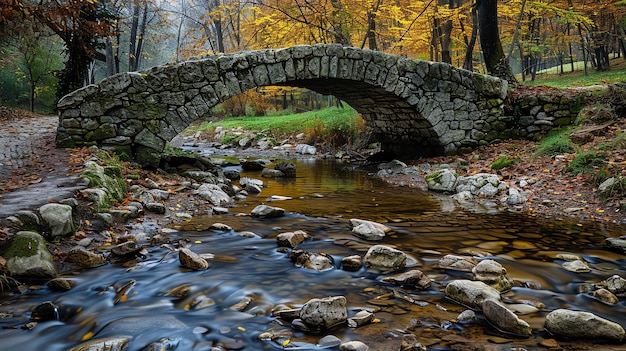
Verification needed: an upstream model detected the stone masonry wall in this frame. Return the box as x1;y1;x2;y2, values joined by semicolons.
56;44;508;167
505;88;591;140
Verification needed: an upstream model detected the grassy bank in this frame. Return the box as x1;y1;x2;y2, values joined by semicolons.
522;57;626;88
187;106;365;147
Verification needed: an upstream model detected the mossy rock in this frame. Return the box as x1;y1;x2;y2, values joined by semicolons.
5;231;56;278
81;161;127;205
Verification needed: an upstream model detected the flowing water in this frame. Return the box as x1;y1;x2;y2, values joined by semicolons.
1;158;626;350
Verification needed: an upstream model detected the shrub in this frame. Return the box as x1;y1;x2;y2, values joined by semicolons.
564;150;607;177
491;155;521;170
534;132;577;156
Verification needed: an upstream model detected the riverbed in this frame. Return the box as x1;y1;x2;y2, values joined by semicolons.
1;157;626;350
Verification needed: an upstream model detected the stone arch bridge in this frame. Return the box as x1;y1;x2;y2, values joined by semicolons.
56;44;510;168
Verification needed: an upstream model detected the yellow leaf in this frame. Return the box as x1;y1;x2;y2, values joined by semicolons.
195;240;202;244
81;331;94;341
282;339;291;346
237;326;246;331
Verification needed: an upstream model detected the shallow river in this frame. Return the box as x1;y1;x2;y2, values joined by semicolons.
1;158;626;350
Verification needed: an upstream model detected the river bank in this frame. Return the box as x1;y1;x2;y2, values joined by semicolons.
2;108;626;350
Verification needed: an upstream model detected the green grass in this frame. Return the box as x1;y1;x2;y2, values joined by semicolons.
533;128;578;157
491;155;521;170
190;107;358;136
522;57;626;88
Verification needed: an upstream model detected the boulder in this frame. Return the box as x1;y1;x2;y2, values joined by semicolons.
196;183;233;206
341;255;362;271
603;274;626;294
444;280;501;309
426;169;457;192
296;144;317;155
275;162;296;177
179;248;210;270
39;203;75;237
68;337;130;351
544;309;625;341
276;230;308;248
67;247;107;268
290;250;334;271
348;310;374;328
456;173;507;197
438;254;477;272
251;204;285;218
299;296;347;330
482;299;532;336
339;341;369;351
382;269;431;289
350;219;391;241
5;231;56;278
472;259;512;291
363;245;408;271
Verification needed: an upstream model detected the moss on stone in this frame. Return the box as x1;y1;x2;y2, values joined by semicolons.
425;170;444;183
4;231;44;259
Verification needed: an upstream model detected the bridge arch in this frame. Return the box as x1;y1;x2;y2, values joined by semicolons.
56;44;508;167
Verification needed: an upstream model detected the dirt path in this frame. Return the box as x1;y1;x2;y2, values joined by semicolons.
0;110;85;218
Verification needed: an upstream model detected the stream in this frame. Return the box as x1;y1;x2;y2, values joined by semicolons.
1;157;626;350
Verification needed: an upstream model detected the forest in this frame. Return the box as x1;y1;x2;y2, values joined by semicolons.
1;0;625;113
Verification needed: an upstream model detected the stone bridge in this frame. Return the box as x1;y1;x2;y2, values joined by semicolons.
56;44;510;167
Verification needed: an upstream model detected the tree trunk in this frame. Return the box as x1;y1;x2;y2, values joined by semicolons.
462;4;478;71
475;0;517;84
129;0;140;71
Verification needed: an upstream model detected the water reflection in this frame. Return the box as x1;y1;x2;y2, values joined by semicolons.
1;158;626;350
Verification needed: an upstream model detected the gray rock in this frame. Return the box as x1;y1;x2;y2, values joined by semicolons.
545;309;625;341
482;299;532;336
561;259;590;273
300;296;347;330
68;336;131;351
39;203;75;237
591;288;619;304
378;159;408;174
401;334;426;351
444;280;501;309
505;187;525;205
426;169;457;192
296;144;317;155
456;173;506;197
341;255;362;271
111;241;140;256
382;269;431;289
240;177;264;188
606;238;626;253
317;335;342;348
179;248;209;270
363;245;408;271
339;341;369;351
145;202;166;214
275;161;296;177
472;259;512;291
456;310;476;323
438;254;477;272
350;218;390;241
67;247;107;268
251;204;285;218
347;310;374;328
261;168;285;177
196;183;233;206
14;210;40;229
603;274;626;294
277;230;308;248
5;231;56;278
47;278;76;291
290;250;334;271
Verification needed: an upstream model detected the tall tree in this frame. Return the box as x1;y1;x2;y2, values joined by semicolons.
475;0;517;83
